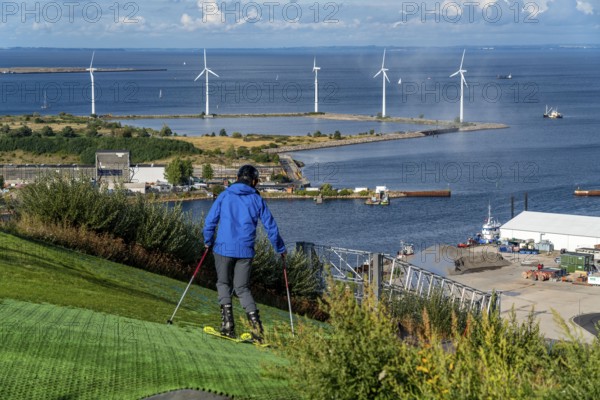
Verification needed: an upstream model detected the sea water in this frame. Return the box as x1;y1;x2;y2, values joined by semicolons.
1;47;599;255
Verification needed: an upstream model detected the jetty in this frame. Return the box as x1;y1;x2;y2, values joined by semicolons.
574;189;600;197
263;123;507;154
2;67;166;74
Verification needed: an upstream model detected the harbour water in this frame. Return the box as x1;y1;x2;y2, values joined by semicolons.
1;47;600;256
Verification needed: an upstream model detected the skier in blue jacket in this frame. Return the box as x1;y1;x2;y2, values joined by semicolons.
203;165;286;340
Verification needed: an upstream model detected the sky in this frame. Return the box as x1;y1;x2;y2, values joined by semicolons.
0;0;598;48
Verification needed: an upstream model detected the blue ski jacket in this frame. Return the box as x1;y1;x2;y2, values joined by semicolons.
203;182;286;258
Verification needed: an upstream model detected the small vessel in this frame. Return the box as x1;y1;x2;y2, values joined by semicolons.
159;89;163;99
478;204;501;244
41;91;49;109
397;241;414;258
543;105;563;119
365;186;389;206
497;73;512;79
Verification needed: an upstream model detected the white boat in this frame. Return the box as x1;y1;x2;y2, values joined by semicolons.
479;204;501;244
543;105;563;119
41;91;49;109
397;241;414;258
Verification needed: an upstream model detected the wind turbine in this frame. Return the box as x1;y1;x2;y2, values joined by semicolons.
373;49;390;117
86;52;97;115
313;57;320;113
450;49;468;123
194;49;219;116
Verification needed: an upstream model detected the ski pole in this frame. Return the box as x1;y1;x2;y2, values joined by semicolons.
167;246;211;325
281;254;295;336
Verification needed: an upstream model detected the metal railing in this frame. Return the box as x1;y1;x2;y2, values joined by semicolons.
298;242;500;314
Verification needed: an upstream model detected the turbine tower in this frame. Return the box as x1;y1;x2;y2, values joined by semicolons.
373;49;390;117
194;49;219;116
313;57;320;113
450;49;468;123
86;52;97;115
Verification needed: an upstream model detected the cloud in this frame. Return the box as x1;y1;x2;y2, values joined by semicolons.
576;1;594;15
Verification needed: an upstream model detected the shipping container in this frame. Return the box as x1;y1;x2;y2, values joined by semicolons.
561;252;593;273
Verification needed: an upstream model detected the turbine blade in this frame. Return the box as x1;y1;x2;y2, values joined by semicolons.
208;70;219;77
450;71;459;78
374;70;382;78
313;57;316;69
203;48;207;69
461;74;468;87
382;48;386;68
90;51;95;69
383;71;390;83
398;78;402;85
194;71;204;81
460;49;465;69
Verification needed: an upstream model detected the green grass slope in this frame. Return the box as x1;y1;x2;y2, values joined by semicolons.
0;232;297;399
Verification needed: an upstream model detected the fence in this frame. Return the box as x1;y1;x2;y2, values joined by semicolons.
297;242;501;314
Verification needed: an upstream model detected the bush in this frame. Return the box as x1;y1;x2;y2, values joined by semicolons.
281;278;600;400
16;175;202;264
60;126;77;137
281;282;399;399
252;235;323;300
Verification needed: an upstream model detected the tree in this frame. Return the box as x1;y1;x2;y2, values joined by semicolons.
0;175;4;189
121;126;134;138
232;132;242;139
60;126;76;137
86;127;98;137
202;163;214;180
40;126;55;137
333;130;342;140
13;125;33;137
219;128;228;137
225;145;236;159
237;146;250;158
160;124;173;137
164;158;193;186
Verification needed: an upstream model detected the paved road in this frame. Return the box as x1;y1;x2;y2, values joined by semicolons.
573;313;600;337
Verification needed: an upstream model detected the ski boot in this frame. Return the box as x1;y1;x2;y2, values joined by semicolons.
220;304;236;338
246;310;264;343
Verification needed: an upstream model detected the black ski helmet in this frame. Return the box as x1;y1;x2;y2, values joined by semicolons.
237;164;260;185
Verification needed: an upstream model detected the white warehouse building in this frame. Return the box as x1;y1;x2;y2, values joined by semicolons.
500;211;600;252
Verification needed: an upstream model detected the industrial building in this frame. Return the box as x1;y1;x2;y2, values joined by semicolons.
500;211;600;252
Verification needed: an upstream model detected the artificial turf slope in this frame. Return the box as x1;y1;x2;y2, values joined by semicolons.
0;232;296;399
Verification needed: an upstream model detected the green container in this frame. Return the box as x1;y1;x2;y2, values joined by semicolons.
562;253;593;273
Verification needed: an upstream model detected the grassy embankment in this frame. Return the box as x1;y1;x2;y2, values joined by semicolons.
0;231;298;399
0;114;368;165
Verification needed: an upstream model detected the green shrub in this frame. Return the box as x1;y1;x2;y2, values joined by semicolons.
282;281;399;400
16;175;201;264
282;282;562;400
252;235;324;300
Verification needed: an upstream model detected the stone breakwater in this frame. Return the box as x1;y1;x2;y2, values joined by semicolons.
263;131;428;154
263;123;508;154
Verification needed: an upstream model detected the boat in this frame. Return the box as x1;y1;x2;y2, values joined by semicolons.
41;91;49;109
543;105;563;119
159;89;163;99
497;73;512;79
397;241;414;258
478;204;501;244
365;186;389;205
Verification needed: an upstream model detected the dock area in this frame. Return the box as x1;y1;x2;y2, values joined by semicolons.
429;245;600;342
